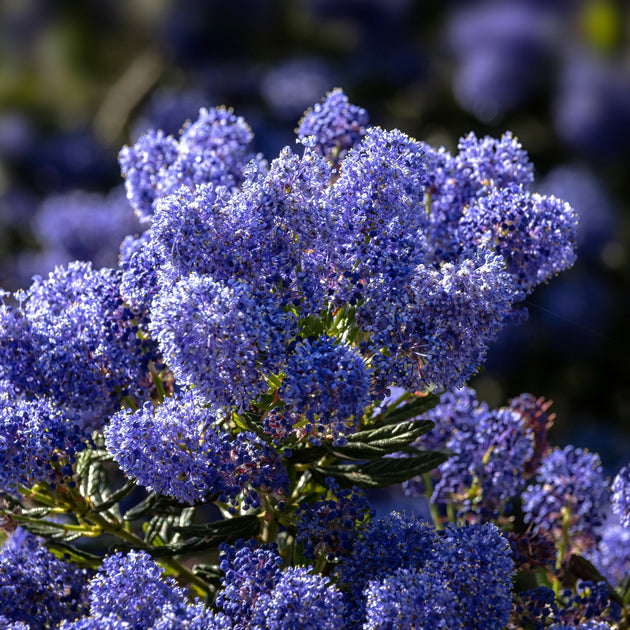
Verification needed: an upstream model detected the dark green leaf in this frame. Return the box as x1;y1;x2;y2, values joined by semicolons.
19;506;53;518
347;418;435;444
286;444;327;464
47;541;102;569
374;393;441;427
288;418;436;463
311;449;449;489
171;514;261;544
91;480;136;513
123;492;188;521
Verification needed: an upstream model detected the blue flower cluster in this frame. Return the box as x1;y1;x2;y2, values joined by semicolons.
0;262;155;424
216;540;347;628
295;478;374;561
405;387;544;519
611;464;630;528
119;107;260;222
54;549;228;629
297;87;369;166
0;395;86;493
0;530;90;628
105;391;288;507
281;336;372;445
116;88;577;411
522;445;609;549
335;512;514;629
0;89;590;628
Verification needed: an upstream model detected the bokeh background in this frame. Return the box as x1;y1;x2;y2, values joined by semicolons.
1;0;629;476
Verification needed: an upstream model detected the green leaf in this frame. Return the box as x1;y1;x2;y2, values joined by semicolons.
47;541;102;570
171;514;261;545
19;506;53;518
123;492;188;521
311;449;449;489
348;418;435;444
75;448;110;478
92;480;136;514
144;515;170;545
288;418;436;463
79;458;107;505
374;393;442;427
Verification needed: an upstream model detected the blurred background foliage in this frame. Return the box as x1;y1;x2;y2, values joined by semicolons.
1;0;629;473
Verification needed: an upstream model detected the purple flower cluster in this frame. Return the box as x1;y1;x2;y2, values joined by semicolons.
405;387;540;519
363;566;459;629
0;261;154;423
297;87;368;166
335;512;514;628
252;566;344;630
588;518;630;587
522;446;609;549
0;395;86;493
281;336;372;445
119;107;260;222
216;540;344;629
0;530;90;628
459;185;579;294
105;392;288;507
611;464;630;529
421;131;534;260
295;478;374;561
433;404;534;519
149;275;294;407
113;89;578;408
216;540;284;623
57;550;229;629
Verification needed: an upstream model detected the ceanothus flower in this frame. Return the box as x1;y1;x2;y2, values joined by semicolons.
587;519;630;587
0;395;87;493
421;131;534;261
118;230;159;314
281;336;372;445
119;107;259;222
548;623;613;630
251;566;345;630
522;446;609;550
172;106;258;190
437;522;514;630
106;391;288;507
335;513;513;628
149;142;331;308
84;550;193;629
58;615;133;629
151;603;232;630
295;478;374;561
334;511;441;626
611;464;630;528
297;87;368;166
0;261;153;422
432;405;535;519
106;392;233;504
458;184;579;294
323;126;427;304
216;540;284;625
149;274;295;407
363;567;459;630
118;129;179;221
359;250;523;392
0;529;90;628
